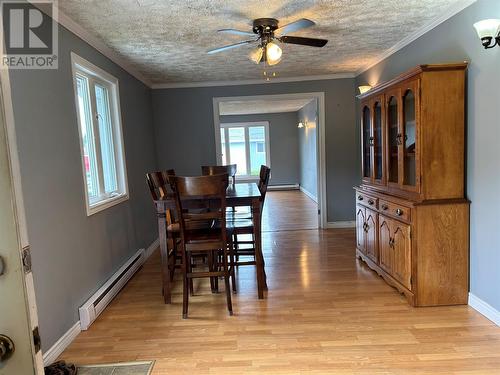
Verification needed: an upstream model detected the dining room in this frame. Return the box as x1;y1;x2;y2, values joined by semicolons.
2;1;500;375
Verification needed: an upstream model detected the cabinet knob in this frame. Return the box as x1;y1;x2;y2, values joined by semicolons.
395;208;403;216
357;195;363;201
368;199;374;205
396;134;402;145
381;204;388;210
369;136;374;146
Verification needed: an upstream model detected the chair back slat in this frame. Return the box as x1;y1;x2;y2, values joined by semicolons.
201;164;237;185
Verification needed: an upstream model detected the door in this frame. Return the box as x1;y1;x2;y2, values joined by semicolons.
0;76;42;373
365;208;378;262
371;96;385;186
378;216;393;274
400;79;420;192
355;205;366;253
361;104;371;184
392;222;412;290
385;89;400;189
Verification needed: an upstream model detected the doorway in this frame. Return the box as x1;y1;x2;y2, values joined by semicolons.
212;92;326;229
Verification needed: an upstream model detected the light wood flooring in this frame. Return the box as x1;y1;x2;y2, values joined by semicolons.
262;190;318;231
60;192;500;374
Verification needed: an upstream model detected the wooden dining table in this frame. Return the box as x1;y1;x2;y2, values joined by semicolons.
154;182;267;304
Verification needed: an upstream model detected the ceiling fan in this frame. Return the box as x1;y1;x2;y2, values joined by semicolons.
207;18;328;66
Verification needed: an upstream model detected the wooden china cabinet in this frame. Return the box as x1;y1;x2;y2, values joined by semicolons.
355;63;469;307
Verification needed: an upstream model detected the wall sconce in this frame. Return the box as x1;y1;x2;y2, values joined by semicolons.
358;85;372;94
473;19;500;49
298;121;307;129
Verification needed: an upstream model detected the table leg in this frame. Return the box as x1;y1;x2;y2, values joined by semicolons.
157;209;172;304
252;199;267;299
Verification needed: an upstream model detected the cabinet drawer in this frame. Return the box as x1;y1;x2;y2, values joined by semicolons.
355;192;378;209
379;200;411;221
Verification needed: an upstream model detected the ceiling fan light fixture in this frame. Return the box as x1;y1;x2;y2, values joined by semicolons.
250;46;264;64
266;42;282;66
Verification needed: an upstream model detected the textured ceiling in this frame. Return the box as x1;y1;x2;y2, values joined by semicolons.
58;0;461;84
219;98;313;115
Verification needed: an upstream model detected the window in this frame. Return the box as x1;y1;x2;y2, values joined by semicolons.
71;53;128;215
219;122;270;178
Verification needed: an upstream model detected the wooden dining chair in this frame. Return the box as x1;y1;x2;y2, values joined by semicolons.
201;164;237;185
231;165;271;273
170;173;234;318
146;170;180;284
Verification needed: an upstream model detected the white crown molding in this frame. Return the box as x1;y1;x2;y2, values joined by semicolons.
54;8;153;87
356;0;478;76
469;293;500;327
152;73;356;89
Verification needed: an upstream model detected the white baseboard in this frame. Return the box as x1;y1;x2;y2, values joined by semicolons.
145;238;159;259
469;293;500;326
299;186;317;203
326;221;356;229
42;321;81;366
268;184;299;191
43;237;159;365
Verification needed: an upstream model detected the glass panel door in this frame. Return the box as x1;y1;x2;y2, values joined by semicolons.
387;95;399;184
373;100;383;182
227;127;248;175
362;105;371;179
403;89;416;187
248;126;266;175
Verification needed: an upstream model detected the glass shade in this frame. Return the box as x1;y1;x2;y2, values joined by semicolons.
473;19;500;39
358;85;372;94
266;42;282;66
249;46;263;64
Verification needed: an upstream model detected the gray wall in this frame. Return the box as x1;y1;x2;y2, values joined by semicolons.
297;99;318;200
9;24;158;350
152;78;357;222
356;0;500;311
220;112;299;185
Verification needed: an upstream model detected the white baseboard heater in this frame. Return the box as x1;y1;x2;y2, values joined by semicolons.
79;248;145;330
267;184;299;191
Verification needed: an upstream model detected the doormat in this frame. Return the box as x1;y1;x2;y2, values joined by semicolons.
76;361;154;375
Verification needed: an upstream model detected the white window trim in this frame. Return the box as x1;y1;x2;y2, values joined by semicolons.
219;121;271;180
70;52;129;216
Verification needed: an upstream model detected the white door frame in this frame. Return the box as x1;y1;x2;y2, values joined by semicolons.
212;92;327;229
0;43;44;375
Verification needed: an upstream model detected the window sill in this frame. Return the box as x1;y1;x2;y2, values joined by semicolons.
86;193;129;216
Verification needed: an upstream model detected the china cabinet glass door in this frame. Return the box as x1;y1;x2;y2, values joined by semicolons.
362;105;371;181
401;80;419;191
386;92;400;186
373;99;384;184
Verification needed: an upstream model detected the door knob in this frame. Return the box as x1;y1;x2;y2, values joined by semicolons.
0;334;15;362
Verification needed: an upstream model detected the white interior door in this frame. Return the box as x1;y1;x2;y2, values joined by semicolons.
0;76;42;374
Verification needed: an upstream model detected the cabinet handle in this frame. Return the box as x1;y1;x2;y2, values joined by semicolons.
395;208;403;216
381;204;388;210
357;195;363;201
396;134;402;145
368;199;374;205
389;237;395;248
369;136;374;146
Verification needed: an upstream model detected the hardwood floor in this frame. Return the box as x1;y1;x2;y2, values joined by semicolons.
263;190;318;231
59;194;500;374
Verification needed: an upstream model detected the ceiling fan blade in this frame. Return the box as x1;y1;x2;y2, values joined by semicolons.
280;35;328;47
217;28;256;37
207;39;256;54
275;18;315;36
